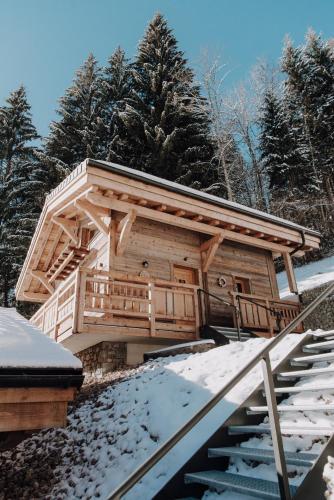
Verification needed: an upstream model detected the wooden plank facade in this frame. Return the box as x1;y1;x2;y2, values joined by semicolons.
16;159;320;354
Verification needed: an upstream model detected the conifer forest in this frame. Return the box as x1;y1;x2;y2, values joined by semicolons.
0;14;333;308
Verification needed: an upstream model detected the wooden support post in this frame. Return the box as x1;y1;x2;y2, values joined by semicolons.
283;252;298;294
77;269;87;332
194;288;200;339
107;219;117;271
30;270;54;295
149;283;156;336
52;216;80;246
72;268;81;334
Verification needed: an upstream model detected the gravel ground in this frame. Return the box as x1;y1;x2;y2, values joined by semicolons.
0;366;138;500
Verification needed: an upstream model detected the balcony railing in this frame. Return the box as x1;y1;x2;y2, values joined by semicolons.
230;291;303;335
30;268;200;341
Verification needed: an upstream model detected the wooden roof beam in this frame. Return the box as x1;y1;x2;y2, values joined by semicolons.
85;192;294;254
192;215;203;222
23;291;50;303
156;204;167;212
175;209;186;217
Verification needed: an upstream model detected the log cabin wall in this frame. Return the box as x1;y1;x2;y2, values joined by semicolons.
206;241;279;326
88;217;203;281
85;216;280;330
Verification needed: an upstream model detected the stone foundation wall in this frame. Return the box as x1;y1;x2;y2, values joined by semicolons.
76;342;127;376
302;281;334;332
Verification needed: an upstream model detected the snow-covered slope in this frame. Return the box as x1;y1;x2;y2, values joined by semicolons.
0;334;303;499
0;307;81;368
278;255;334;298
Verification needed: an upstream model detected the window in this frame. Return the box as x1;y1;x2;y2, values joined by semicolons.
233;276;251;294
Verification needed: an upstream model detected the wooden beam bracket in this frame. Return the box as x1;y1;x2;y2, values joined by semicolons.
30;270;55;295
75;199;110;236
116;210;137;257
52;216;80;246
201;233;225;272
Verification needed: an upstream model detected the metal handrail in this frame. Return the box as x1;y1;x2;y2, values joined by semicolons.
108;280;334;500
197;288;241;341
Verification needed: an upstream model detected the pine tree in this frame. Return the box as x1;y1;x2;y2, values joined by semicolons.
281;33;334;229
116;13;214;187
259;89;292;191
0;87;40;307
44;54;105;173
101;47;133;163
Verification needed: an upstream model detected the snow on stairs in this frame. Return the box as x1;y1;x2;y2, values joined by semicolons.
208;447;318;466
184;471;298;499
181;329;334;499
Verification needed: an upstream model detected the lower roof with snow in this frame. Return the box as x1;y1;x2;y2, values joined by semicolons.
0;307;82;369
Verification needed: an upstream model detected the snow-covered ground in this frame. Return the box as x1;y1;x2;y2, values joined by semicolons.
278;255;334;298
0;307;81;368
0;334;304;499
324;456;334;499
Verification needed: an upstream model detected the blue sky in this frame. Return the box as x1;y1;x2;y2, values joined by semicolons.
1;0;333;136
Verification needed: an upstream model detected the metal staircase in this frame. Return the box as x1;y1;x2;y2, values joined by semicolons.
108;282;334;500
184;327;334;498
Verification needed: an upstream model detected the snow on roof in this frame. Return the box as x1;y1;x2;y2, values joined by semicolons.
0;308;82;369
278;255;334;298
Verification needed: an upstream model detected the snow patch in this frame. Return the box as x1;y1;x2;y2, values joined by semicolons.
0;307;81;368
1;334;304;499
278;255;334;298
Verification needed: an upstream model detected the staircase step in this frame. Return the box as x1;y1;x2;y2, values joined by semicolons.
228;424;334;436
303;339;334;352
208;446;317;466
266;384;334;394
184;470;298;499
313;330;334;339
290;351;334;366
210;326;252;337
247;403;334;414
278;366;334;379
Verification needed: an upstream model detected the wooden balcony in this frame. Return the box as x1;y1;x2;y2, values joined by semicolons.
230;292;303;337
30;268;201;345
30;269;304;347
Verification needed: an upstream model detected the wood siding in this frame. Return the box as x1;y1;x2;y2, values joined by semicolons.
207;241;278;325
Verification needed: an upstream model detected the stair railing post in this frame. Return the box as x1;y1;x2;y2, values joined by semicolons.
236;295;242;341
261;354;291;500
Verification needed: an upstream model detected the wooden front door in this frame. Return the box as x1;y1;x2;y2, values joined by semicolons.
173;265;198;285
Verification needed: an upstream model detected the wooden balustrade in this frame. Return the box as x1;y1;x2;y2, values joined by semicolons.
231;292;302;336
30;269;302;341
30;268;200;341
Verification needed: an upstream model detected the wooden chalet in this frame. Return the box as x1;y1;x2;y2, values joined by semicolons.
15;159;320;363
